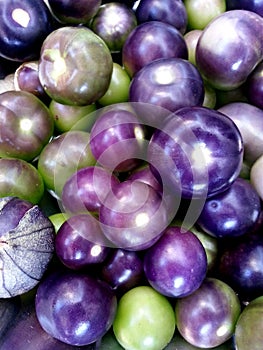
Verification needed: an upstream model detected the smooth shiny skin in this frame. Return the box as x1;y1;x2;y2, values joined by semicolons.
89;106;145;172
91;2;137;52
196;10;263;90
0;158;44;204
122;21;188;77
129;58;204;112
197;177;261;238
144;226;207;298
0;90;54;161
61;166;120;214
35;270;117;346
219;232;263;301
148;106;244;199
55;214;111;270
235;296;263;350
101;248;144;295
39;26;113;106
135;0;188;34
37;130;96;197
99;180;169;250
113;285;176;350
218;102;263;166
175;278;241;348
0;0;54;61
48;0;101;24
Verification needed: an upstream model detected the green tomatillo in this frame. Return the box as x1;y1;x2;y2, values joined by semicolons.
38;26;113;106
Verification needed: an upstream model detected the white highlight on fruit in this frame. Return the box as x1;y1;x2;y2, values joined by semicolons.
191;142;211;170
153;66;175;85
53;56;67;80
216;324;228;337
173;276;184;289
90;245;102;257
143;336;154;347
135;212;150;227
75;322;89;336
12;8;30;28
20;118;33;132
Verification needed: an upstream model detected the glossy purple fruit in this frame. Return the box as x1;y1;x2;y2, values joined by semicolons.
14;61;50;103
218;102;263;166
218;232;263;301
196;10;263;90
89;106;145;172
0;0;55;61
0;300;97;350
122;21;188;77
147;106;243;199
144;226;207;298
55;214;111;270
99;180;169;250
61;166;120;214
129;58;204;112
175;278;241;348
135;0;188;34
90;2;137;52
197;178;261;238
100;248;144;295
48;0;102;24
35;270;117;346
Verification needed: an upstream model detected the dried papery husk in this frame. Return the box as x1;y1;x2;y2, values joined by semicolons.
0;197;55;298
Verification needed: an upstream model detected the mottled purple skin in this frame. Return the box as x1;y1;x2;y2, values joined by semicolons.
100;248;144;295
143;226;207;298
99;180;169;251
14;62;49;103
197;178;261;238
196;10;263;90
226;0;263;16
218;232;263;301
48;0;101;24
91;2;137;52
122;21;188;77
148;106;243;199
35;270;117;346
89;108;144;172
135;0;188;34
55;214;111;270
175;278;241;348
0;0;55;62
129;58;204;112
218;102;263;165
246;61;263;110
0;301;96;350
61;166;120;214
